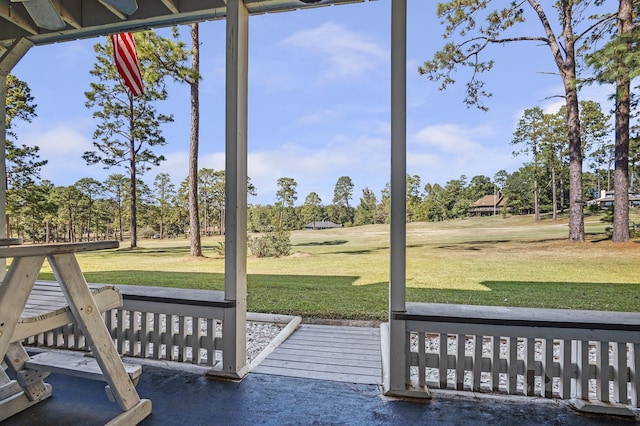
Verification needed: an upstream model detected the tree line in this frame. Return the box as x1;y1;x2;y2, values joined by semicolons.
4;134;639;243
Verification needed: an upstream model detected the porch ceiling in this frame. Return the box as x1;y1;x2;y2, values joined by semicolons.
0;0;369;53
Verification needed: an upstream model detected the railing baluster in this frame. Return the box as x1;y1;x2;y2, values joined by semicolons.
116;308;126;354
571;340;578;399
596;341;610;402
613;342;627;405
559;339;571;399
168;314;177;361
631;343;639;408
140;312;150;358
126;309;134;355
491;336;500;393
206;318;215;366
130;311;140;357
456;334;465;390
472;335;482;392
418;332;426;387
62;322;71;348
192;317;202;365
104;310;114;342
507;336;517;394
439;333;447;389
524;337;535;396
152;312;161;359
177;315;187;362
581;341;590;400
541;338;553;398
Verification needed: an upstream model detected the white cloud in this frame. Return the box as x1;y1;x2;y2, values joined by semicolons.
19;122;100;185
281;22;387;82
57;39;95;70
408;123;520;183
541;99;566;114
247;133;389;203
413;123;494;155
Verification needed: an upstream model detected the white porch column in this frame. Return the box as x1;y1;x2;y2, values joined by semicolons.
0;39;32;280
221;0;248;377
388;0;408;393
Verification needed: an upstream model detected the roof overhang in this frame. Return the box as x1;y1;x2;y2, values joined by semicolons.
0;0;371;54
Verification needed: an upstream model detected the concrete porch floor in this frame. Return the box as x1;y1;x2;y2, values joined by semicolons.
3;362;637;425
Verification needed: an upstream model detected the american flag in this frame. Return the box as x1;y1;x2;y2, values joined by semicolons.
110;33;144;97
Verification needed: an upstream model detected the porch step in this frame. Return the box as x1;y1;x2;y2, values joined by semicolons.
25;351;141;383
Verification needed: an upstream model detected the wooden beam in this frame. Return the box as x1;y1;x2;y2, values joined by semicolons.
160;0;179;14
0;2;38;35
0;37;32;75
52;0;81;28
97;0;127;20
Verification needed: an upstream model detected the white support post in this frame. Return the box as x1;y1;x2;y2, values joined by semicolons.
0;38;32;281
388;0;409;394
221;0;249;378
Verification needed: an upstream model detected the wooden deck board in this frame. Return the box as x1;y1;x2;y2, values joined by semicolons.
252;325;382;385
253;365;380;385
264;352;381;368
267;348;381;364
284;334;379;346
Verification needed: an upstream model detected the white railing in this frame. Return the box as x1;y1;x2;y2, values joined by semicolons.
24;285;233;367
24;284;640;411
392;302;640;409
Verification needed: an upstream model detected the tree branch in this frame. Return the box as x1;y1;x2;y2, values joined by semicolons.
527;0;567;71
488;36;549;44
575;12;617;43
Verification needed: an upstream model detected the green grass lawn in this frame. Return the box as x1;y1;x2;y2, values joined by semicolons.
37;212;640;320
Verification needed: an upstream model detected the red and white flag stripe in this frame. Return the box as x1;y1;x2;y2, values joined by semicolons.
110;33;144;97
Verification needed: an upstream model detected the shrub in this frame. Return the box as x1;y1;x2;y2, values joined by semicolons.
249;227;291;258
212;241;225;257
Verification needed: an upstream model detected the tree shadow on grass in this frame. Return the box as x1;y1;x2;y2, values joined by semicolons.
433;236;601;251
38;270;389;320
295;240;348;247
110;245;231;257
331;246;388;255
37;268;639;318
408;280;640;312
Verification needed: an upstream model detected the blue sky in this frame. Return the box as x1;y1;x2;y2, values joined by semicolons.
11;0;614;205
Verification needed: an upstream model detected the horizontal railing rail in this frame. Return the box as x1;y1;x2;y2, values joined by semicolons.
394;302;640;409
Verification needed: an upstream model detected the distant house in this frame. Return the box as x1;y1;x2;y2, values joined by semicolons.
587;190;640;209
304;220;341;230
468;194;507;217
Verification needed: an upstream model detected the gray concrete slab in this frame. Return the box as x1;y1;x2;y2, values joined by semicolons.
3;364;638;425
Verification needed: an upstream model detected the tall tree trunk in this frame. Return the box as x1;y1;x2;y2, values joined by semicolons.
530;0;584;240
534;178;540;221
129;95;138;248
613;0;632;243
87;202;92;241
560;2;584;241
189;23;203;257
560;170;565;213
551;163;557;221
118;201;123;241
